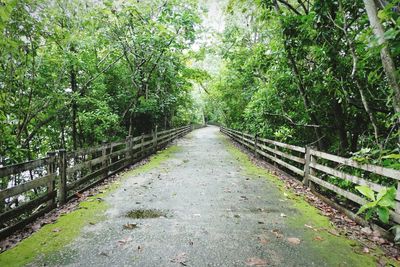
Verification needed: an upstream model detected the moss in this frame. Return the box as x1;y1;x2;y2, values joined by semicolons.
221;135;398;266
0;145;179;267
125;209;167;219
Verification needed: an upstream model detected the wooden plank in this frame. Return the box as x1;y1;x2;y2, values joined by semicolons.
310;149;400;180
308;175;400;224
0;157;50;178
68;144;108;158
66;154;109;174
257;149;304;176
0;191;56;225
310;162;385;193
0;203;56;240
243;136;255;145
0;174;55;201
258;143;305;164
309;175;366;205
258;137;305;153
67;167;109;191
303;146;311;185
243;132;253;138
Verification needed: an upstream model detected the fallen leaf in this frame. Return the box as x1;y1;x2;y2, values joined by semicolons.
170;252;188;266
313;236;324;241
304;224;313;230
117;237;132;245
363;247;370;253
75;192;83;198
245;257;268;266
52;228;61;233
123;223;138;230
271;229;283;238
327;229;340;236
287;237;301;245
361;227;373;235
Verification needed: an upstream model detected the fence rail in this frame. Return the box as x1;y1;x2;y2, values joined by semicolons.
0;125;192;239
221;126;400;224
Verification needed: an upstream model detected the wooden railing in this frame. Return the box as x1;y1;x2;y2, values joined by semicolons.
221;126;400;224
0;125;192;239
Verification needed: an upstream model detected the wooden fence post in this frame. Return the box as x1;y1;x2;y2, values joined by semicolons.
141;133;145;157
254;134;259;158
58;149;67;205
303;146;311;186
125;135;131;162
396;183;400;215
241;132;245;147
46;151;57;207
102;141;109;177
154;126;158;151
309;153;316;191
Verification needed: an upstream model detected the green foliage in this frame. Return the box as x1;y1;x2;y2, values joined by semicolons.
356;186;396;224
204;0;400;155
0;0;203;167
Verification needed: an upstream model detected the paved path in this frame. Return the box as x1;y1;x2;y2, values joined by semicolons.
28;126;381;266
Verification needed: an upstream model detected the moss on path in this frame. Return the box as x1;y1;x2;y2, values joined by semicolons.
0;146;179;267
222;134;397;266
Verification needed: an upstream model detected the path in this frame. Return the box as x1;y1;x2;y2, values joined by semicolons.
23;126;384;266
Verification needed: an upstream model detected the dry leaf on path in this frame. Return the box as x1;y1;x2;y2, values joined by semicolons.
271;229;283;238
117;237;132;246
170;252;188;266
313;236;324;241
123;223;138;230
287;237;301;245
246;257;268;266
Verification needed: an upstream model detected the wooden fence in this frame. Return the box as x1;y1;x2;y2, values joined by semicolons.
0;125;192;239
221;126;400;224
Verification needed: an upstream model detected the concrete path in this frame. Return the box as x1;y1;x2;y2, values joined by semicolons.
20;126;386;266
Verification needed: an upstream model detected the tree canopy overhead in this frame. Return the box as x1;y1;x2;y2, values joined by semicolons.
205;0;400;164
0;0;203;164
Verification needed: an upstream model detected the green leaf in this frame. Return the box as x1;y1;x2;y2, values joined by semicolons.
382;154;400;159
376;187;387;202
356;186;375;201
377;207;390;224
357;201;377;215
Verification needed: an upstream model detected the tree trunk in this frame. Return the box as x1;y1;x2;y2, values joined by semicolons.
363;0;400;139
70;65;78;151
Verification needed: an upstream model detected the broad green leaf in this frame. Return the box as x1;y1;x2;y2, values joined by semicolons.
377;207;390;224
356;186;375;201
357;201;377;215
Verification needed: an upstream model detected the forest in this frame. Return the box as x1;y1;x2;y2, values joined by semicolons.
0;0;204;167
2;0;399;167
205;0;400;167
1;0;400;260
